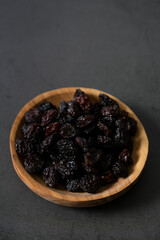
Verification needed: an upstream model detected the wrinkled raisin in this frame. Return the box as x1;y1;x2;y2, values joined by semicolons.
23;123;43;143
60;123;76;139
76;114;94;128
25;108;42;123
24;154;44;173
97;121;112;136
97;135;113;148
118;149;133;165
80;174;99;193
43;166;58;187
101;170;116;183
15;139;34;156
39;102;57;113
112;161;128;178
41;109;57;127
57;139;76;156
58;159;78;179
45;122;60;137
66;179;81;192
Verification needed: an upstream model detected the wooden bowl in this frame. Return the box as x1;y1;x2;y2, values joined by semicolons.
10;87;149;207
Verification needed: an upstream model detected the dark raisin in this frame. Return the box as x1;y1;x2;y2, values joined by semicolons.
100;154;115;172
41;109;57;127
58;100;68;116
75;92;92;113
97;121;112;136
24;154;44;173
45;122;60;137
90;102;101;117
66;179;81;192
57;139;76;156
38;134;57;155
74;89;85;98
76;114;94;128
58;159;78;179
23;123;43;143
60;123;76;139
84;149;103;166
127;117;137;136
101;105;119;117
39;102;57;113
97;135;113;148
99;93;118;107
80;174;99;193
112;161;128;178
25;108;42;123
67;100;81;117
43;166;58;188
15;139;34;156
101;170;116;183
114;128;129;148
118;149;133;165
75;137;89;153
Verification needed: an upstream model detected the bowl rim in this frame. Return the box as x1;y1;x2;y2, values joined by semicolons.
10;87;149;205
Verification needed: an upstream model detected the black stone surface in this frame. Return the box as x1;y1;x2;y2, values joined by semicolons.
0;0;160;239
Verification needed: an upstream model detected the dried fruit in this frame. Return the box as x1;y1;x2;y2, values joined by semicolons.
80;174;99;193
66;179;80;192
24;154;44;173
60;123;76;139
25;108;42;123
39;102;57;113
15;139;34;156
41;109;57;127
43;166;58;187
15;88;137;193
118;149;133;165
76;114;94;128
45;122;60;137
58;159;78;179
112;161;128;178
23;123;43;143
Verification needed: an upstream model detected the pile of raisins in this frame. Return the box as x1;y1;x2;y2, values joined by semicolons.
15;89;137;193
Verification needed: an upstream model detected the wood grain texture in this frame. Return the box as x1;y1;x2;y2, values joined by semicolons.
10;87;149;207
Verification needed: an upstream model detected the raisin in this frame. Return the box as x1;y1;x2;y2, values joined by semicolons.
75;137;89;153
66;179;81;192
25;108;42;123
38;134;57;155
15;139;34;156
97;121;112;136
83;161;99;174
100;154;115;172
84;149;103;166
60;123;76;139
58;100;68;116
90;102;101;117
112;161;128;178
97;135;113;148
43;166;58;188
99;93;118;107
41;109;57;127
80;174;99;193
74;89;85;98
39;102;57;113
118;149;133;165
101;170;116;183
114;128;129;148
57;139;76;156
101;105;119;117
45;122;60;137
127;117;137;136
24;154;44;173
76;114;94;128
23;123;43;143
75;93;92;113
67;100;80;117
58;159;78;179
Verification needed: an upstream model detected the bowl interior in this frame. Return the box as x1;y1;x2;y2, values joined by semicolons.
10;87;149;204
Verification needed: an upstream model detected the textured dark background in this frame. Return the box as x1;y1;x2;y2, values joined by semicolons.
0;0;160;239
